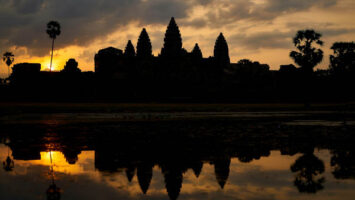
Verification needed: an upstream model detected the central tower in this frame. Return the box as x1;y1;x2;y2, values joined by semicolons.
160;17;183;58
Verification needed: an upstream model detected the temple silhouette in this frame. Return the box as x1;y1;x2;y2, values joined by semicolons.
93;17;232;100
1;17;354;102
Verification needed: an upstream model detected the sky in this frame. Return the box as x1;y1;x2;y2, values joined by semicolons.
1;0;355;77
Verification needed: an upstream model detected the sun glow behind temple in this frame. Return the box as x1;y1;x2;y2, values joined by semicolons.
43;60;59;71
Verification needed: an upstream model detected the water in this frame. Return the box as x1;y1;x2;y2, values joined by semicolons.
0;112;354;200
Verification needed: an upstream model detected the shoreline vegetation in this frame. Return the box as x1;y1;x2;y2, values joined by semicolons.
0;102;354;114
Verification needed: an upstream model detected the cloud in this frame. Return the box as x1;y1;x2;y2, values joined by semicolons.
228;23;355;51
181;0;339;29
319;28;355;38
230;31;293;50
0;0;191;57
12;0;45;14
265;0;337;12
0;0;342;57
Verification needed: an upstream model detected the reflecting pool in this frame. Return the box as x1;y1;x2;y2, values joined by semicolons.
1;112;355;200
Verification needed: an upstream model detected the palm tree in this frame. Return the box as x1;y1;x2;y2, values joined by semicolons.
290;30;323;107
290;30;323;73
46;21;61;72
2;52;14;77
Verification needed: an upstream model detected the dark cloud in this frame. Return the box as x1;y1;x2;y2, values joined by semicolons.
183;0;338;28
0;0;344;58
230;31;293;50
11;0;45;14
0;0;190;56
228;24;355;51
319;28;355;38
265;0;337;12
182;18;207;28
284;22;355;40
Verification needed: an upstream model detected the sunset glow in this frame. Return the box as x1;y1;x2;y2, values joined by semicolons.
1;0;355;77
38;151;94;174
42;60;58;71
1;2;355;198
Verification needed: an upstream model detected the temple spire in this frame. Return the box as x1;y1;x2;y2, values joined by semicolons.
124;40;135;57
214;158;231;189
137;164;153;194
137;28;153;58
162;166;183;200
161;17;183;58
125;167;135;182
214;33;230;66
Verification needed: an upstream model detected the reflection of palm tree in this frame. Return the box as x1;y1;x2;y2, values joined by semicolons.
46;151;61;200
46;21;61;72
290;152;325;193
3;146;14;171
2;52;14;77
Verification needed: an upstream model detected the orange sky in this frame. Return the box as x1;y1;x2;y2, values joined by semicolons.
1;0;355;78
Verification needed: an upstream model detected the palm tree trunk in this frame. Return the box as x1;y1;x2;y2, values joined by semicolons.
7;66;10;77
50;38;55;72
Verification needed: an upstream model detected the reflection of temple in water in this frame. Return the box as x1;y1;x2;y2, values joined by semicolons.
162;164;183;200
214;158;231;189
1;119;355;199
137;163;153;194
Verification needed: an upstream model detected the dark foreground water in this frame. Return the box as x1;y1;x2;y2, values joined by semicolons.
0;112;355;200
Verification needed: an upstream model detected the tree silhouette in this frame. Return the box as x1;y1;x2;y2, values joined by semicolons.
61;58;81;73
290;30;323;73
290;152;325;193
331;150;355;180
161;17;183;58
330;42;355;75
46;21;61;72
230;59;270;88
2;52;14;77
214;33;230;67
3;156;14;171
124;40;136;57
136;28;152;58
289;30;323;106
